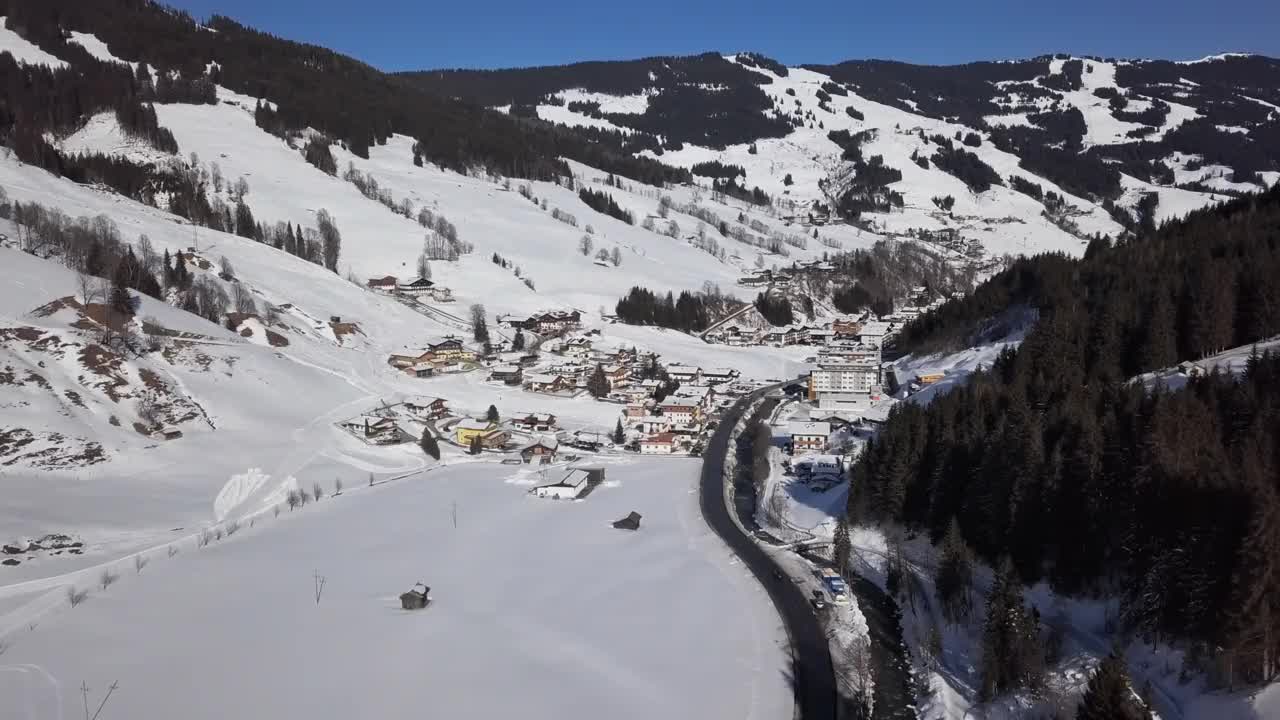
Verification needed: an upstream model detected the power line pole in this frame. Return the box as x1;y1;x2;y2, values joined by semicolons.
451;501;457;529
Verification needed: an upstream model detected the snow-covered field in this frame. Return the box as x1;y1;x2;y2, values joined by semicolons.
0;459;792;720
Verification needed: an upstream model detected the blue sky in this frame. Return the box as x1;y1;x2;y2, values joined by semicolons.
167;0;1279;70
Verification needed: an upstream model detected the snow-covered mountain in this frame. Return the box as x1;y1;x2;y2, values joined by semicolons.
406;51;1280;254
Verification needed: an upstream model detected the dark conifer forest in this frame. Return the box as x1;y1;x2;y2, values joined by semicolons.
853;187;1280;684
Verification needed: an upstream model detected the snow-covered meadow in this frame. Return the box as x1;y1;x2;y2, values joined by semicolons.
0;459;792;720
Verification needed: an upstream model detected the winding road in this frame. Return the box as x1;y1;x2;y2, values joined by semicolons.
698;386;838;720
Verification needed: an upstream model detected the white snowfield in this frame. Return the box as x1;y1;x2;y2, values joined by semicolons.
0;461;792;720
0;17;67;69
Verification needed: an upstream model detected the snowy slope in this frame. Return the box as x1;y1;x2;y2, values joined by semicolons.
0;17;67;68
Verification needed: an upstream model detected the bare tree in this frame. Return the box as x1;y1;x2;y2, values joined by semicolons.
232;176;250;201
232;282;257;315
66;586;88;607
99;569;117;591
225;519;240;536
334;477;343;496
316;209;342;272
287;489;300;511
578;235;593;256
211;162;223;193
416;253;431;280
77;272;100;305
133;554;147;574
312;481;324;501
313;571;327;604
610;247;622;267
219;255;235;279
167;545;178;558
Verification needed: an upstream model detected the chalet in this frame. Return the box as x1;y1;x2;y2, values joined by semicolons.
478;428;511;449
489;365;524;385
785;325;811;345
1178;361;1206;378
737;273;772;288
517;353;541;367
409;363;435;378
559;337;592;358
510;310;583;334
916;372;945;386
520;437;559;465
603;364;630;388
510;412;557;432
808;329;836;346
831;316;864;336
640;433;678;454
789;421;831;453
341;415;401;443
151;426;184;441
402;396;449;420
667;365;702;384
524;373;574;394
614;385;653;404
671;385;715;412
397;277;436;296
427;285;453;302
762;329;788;346
366;275;398;292
623;403;651;418
426;338;475;363
701;368;739;385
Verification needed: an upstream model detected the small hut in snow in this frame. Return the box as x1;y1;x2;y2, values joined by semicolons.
400;583;431;610
612;512;642;531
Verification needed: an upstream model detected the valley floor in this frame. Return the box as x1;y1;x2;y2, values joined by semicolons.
0;459;792;720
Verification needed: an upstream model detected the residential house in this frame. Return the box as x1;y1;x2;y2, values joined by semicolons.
831;316;865;336
667;365;702;384
341;415;401;444
402;396;449;421
623;403;651;419
396;277;436;296
426;337;475;363
520;437;559;465
489;365;524;385
789;421;831;453
659;401;700;428
524;373;574;394
700;368;739;385
858;321;894;348
559;337;593;358
632;416;672;435
602;364;630;388
510;413;558;432
366;275;398;292
639;433;678;454
455;418;498;445
532;468;602;500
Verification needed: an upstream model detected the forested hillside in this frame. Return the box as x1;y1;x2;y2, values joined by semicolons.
853;187;1280;686
0;0;690;186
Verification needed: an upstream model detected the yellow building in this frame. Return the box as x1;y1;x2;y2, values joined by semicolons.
455;418;497;445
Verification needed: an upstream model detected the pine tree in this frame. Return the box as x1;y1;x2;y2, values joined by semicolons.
110;262;133;316
419;428;440;460
613;418;625;445
486;404;499;423
587;364;611;398
980;558;1044;699
935;518;974;623
512;330;526;351
469;435;482;455
833;519;851;576
1076;653;1151;720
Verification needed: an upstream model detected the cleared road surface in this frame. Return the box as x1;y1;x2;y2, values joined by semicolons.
698;388;837;720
